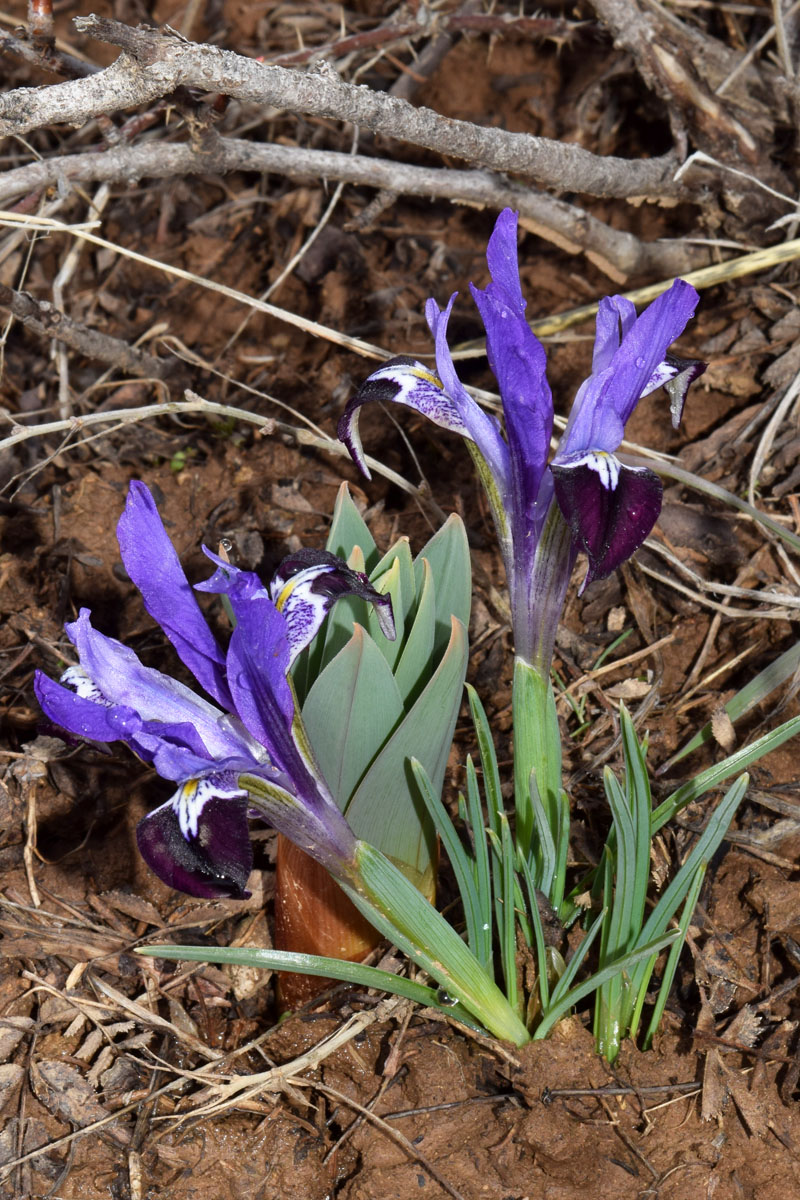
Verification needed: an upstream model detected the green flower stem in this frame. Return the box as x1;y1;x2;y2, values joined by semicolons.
512;657;566;903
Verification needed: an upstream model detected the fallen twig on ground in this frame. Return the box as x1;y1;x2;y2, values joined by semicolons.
270;10;585;68
0;283;175;381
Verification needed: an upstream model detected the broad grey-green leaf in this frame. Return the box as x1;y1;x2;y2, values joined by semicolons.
363;556;406;670
414;515;471;660
302;625;404;810
370;537;415;630
326;482;379;572
344;618;468;884
315;544;373;673
393;557;436;707
294;492;379;697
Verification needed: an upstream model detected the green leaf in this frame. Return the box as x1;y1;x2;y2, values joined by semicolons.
529;774;557;898
343;840;530;1045
603;767;636;960
361;556;407;670
633;774;749;993
393;557;436;706
370;537;416;635
413;514;472;662
620;707;652;949
326;482;379;571
534;929;678;1042
596;771;634;1056
136;944;481;1028
302;625;404;809
410;759;483;964
497;812;519;1012
653;717;800;833
315;544;376;674
640;864;707;1049
549;908;608;1012
516;849;551;1011
464;756;493;967
343;619;468;885
466;685;504;839
293;488;380;700
663;639;800;769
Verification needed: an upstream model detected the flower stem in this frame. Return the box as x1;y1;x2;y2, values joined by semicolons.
512;658;567;909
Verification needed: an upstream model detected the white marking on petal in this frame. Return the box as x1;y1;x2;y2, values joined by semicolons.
584;451;620;491
366;362;470;436
173;777;244;839
640;360;676;398
270;563;331;611
278;587;330;660
61;665;107;703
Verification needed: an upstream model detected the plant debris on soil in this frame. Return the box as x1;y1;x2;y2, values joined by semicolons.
2;1;800;1197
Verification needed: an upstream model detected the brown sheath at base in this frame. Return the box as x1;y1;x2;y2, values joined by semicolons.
273;834;380;1010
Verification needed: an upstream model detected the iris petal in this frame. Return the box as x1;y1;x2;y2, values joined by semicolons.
640;353;707;428
559;280;701;458
469;209;553;526
590;295;635;373
196;561;302;775
426;296;511;489
136;782;253;899
65;609;254;763
34;670;142;743
551;455;663;591
270;547;396;660
117;481;232;709
337;355;469;480
37;481;365;902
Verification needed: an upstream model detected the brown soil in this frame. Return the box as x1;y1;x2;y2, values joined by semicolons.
2;2;800;1198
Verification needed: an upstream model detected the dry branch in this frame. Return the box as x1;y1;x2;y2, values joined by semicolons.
591;0;783;171
0;15;682;201
0;138;709;280
270;11;582;68
0;31;99;79
0;284;175;380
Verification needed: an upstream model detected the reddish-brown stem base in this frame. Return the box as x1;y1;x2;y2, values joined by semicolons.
273;835;381;1010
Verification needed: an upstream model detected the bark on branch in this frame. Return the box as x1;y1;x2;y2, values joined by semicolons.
0;137;709;280
0;284;176;379
0;14;683;201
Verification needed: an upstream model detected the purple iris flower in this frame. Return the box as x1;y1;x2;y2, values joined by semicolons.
339;208;705;670
34;481;394;900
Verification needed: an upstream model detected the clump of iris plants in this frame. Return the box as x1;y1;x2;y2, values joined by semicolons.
37;210;800;1058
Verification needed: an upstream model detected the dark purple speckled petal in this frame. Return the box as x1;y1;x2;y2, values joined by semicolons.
551;455;663;592
136;783;253;899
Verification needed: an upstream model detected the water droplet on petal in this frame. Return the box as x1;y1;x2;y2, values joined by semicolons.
635;356;645;369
